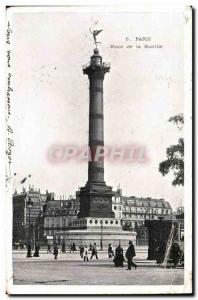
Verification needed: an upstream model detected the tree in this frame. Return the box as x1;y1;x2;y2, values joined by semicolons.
159;114;184;186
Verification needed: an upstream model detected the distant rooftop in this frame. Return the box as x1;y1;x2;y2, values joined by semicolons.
122;196;171;209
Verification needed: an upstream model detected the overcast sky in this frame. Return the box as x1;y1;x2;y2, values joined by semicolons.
9;7;184;209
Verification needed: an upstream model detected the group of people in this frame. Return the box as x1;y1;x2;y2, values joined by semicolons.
46;244;60;259
46;242;99;261
79;243;98;261
80;241;137;270
79;246;89;261
110;241;137;270
26;239;183;269
26;243;40;258
26;240;137;270
47;242;77;254
78;241;137;270
47;242;99;261
27;243;59;259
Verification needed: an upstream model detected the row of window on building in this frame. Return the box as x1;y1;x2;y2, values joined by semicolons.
121;207;170;214
44;217;122;228
44;209;171;228
45;218;68;228
72;219;120;226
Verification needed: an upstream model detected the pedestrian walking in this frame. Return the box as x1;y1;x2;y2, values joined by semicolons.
113;244;124;267
62;242;66;253
33;243;40;257
27;242;32;258
89;243;93;251
72;243;77;252
83;246;89;261
90;243;98;259
47;244;51;253
79;246;84;258
108;244;114;258
53;244;59;260
125;241;137;270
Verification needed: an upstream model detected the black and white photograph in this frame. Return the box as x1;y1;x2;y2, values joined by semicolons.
5;3;192;295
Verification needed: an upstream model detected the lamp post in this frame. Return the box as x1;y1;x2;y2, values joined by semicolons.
100;220;103;250
26;196;33;257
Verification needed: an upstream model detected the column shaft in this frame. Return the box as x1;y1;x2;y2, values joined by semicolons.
88;76;104;183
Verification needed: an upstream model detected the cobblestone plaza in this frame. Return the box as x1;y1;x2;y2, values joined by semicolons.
13;249;184;286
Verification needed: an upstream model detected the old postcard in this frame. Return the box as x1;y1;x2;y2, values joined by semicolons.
6;3;192;295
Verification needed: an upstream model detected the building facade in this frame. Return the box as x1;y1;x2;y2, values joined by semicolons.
42;190;172;245
13;185;172;246
43;199;78;242
121;196;172;229
13;186;55;246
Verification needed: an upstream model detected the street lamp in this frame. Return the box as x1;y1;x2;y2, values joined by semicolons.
26;196;33;257
100;220;103;250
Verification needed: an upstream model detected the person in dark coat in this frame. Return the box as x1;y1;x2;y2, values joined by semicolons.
170;240;182;268
89;243;93;251
72;243;77;252
108;244;114;258
90;243;98;259
53;244;59;260
62;242;66;253
113;244;124;267
125;241;137;270
27;242;32;258
47;244;51;253
79;246;84;258
33;243;40;257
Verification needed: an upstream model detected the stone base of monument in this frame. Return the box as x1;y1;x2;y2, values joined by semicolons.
55;217;137;249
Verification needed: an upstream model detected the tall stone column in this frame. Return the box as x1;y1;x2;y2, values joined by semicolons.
79;48;115;218
84;48;109;183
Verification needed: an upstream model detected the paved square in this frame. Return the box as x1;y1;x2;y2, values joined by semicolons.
12;250;184;285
